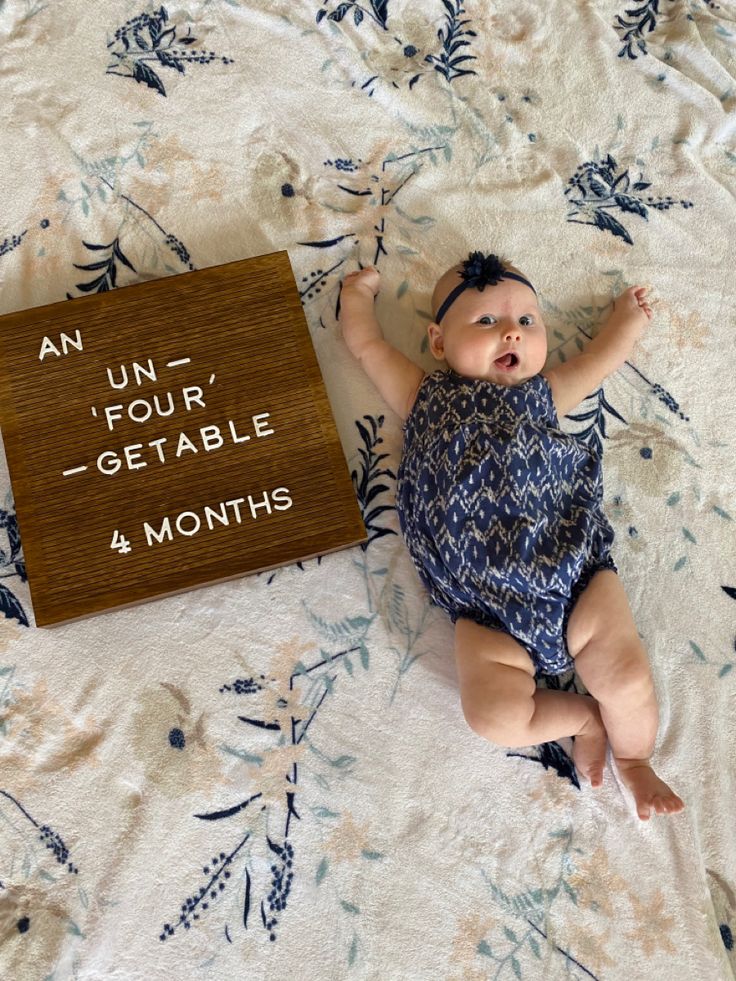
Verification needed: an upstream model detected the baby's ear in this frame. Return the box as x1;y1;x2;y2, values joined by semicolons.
427;322;444;359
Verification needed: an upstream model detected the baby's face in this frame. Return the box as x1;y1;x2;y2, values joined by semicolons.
427;278;547;386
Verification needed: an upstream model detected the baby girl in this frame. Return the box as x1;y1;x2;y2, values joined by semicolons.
338;251;684;821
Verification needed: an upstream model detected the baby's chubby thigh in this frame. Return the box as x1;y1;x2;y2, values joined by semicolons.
453;616;537;744
565;569;651;701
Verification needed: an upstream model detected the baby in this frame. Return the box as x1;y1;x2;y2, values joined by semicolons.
338;251;685;821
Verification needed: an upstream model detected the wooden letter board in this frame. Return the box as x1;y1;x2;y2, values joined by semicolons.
0;251;367;627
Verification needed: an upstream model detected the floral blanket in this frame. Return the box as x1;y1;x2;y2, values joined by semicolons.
1;1;734;978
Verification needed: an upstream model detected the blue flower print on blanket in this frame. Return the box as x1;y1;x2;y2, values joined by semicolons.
614;0;725;60
0;504;29;627
565;154;694;244
349;415;398;552
66;232;192;300
0;786;82;967
106;6;234;97
1;219;52;262
614;0;676;59
316;0;478;90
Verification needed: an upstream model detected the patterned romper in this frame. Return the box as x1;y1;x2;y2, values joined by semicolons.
395;368;618;677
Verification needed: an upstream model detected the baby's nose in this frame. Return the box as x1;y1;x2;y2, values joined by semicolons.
503;324;521;340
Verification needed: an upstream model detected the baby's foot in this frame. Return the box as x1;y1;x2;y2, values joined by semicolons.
572;698;608;788
614;758;685;820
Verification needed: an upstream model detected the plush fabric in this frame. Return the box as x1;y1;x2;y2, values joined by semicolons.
0;1;734;978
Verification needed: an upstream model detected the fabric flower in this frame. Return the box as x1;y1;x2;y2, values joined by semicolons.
459;251;508;291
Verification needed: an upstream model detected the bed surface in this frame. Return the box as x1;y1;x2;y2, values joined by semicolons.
1;1;734;978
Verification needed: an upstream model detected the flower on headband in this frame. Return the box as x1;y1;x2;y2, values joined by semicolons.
459;251;507;291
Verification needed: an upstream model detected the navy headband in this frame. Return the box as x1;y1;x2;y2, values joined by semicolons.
435;251;537;324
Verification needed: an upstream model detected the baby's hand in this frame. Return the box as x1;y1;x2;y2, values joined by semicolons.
609;285;653;333
341;265;381;299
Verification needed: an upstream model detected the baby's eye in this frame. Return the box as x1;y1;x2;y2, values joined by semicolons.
478;316;496;325
519;315;535;326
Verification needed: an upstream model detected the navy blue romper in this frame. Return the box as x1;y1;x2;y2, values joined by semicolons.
395;368;617;676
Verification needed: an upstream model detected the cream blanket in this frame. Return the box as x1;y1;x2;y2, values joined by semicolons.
1;1;734;978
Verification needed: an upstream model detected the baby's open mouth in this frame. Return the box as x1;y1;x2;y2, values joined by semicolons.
494;352;518;369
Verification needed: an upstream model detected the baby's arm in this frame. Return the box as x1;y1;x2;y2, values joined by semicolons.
543;285;653;417
339;267;425;422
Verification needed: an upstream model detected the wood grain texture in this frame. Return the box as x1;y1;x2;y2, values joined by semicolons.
0;251;367;626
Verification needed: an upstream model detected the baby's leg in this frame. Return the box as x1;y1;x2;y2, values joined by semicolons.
453;618;608;785
566;569;685;820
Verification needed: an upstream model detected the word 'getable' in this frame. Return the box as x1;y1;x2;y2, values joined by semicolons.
96;414;273;475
